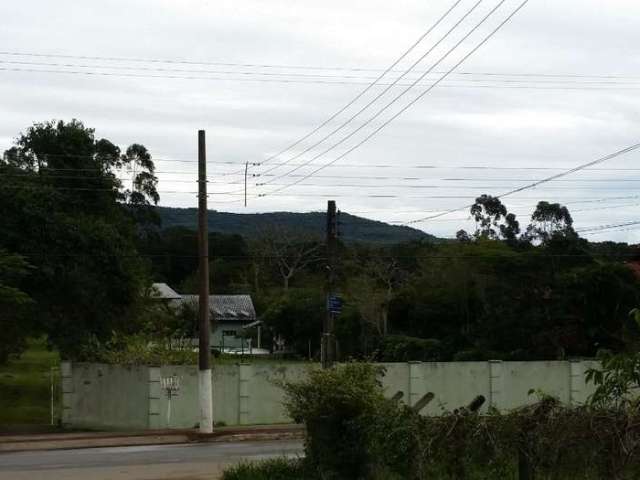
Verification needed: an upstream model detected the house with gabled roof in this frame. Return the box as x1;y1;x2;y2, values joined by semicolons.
151;283;257;350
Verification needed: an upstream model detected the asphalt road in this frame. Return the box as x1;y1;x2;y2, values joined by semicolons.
0;439;303;480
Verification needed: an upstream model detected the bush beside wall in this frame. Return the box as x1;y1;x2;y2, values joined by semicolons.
273;362;640;480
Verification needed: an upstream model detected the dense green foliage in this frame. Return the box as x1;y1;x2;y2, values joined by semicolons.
0;120;159;359
0;250;34;363
3;120;640;366
139;202;640;362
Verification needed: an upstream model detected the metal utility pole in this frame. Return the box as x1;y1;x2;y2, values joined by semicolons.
197;130;213;434
322;200;338;368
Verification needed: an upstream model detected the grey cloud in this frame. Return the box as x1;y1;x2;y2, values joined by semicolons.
1;0;639;242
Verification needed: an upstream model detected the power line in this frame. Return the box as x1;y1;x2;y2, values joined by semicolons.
2;150;249;165
247;0;464;176
256;0;500;184
7;59;640;88
257;0;530;197
385;201;640;218
405;142;640;225
4;65;640;91
0;173;200;183
385;201;640;223
11;182;639;201
576;220;640;234
332;195;640;216
255;0;479;178
11;179;640;204
9;162;640;173
582;226;640;236
2;50;639;81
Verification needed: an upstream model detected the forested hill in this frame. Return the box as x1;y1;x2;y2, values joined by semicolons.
156;206;437;244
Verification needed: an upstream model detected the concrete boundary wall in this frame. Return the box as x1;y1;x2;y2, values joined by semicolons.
61;360;600;430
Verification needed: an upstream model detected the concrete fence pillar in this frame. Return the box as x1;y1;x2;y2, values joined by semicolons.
238;363;252;425
408;361;422;408
489;360;504;411
148;367;162;429
569;360;584;406
60;361;73;427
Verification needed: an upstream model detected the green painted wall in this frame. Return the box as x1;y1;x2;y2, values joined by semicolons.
68;363;149;430
63;360;600;430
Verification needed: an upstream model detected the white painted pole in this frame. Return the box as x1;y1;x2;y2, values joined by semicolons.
198;371;213;432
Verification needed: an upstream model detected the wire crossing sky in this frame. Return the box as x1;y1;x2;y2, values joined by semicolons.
1;0;640;242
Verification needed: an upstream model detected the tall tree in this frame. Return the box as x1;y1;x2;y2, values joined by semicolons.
526;201;576;244
254;226;322;292
348;257;407;336
0;120;159;357
470;194;520;241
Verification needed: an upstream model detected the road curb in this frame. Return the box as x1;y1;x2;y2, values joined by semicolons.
0;425;305;453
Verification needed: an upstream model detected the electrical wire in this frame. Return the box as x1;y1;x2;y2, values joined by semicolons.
246;0;464;176
13;172;640;190
6;59;640;87
12;162;640;172
257;0;530;197
582;227;640;236
576;220;640;234
405;142;640;225
11;182;640;204
256;0;498;184
255;0;480;178
2;150;244;164
2;50;639;82
4;66;640;91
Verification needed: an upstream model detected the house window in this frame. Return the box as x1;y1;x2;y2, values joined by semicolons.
222;330;237;337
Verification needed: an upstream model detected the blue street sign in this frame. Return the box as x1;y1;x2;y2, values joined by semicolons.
327;295;343;314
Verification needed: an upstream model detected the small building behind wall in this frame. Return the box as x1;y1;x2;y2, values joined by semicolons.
177;294;257;350
151;284;258;351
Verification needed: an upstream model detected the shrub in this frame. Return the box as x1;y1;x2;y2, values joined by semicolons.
376;335;443;362
280;362;386;479
279;361;640;479
75;333;197;365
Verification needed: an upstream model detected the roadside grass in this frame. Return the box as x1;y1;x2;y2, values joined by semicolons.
0;338;60;426
220;458;305;480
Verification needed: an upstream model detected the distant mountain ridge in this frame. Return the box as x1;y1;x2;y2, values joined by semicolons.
156;206;436;244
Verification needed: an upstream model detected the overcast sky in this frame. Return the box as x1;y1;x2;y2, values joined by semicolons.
1;0;639;241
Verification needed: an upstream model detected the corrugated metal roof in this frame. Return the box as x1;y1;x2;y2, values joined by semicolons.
151;283;182;300
173;294;256;322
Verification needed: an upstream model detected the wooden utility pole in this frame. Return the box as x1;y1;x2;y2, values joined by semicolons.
322;200;338;368
197;130;213;434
